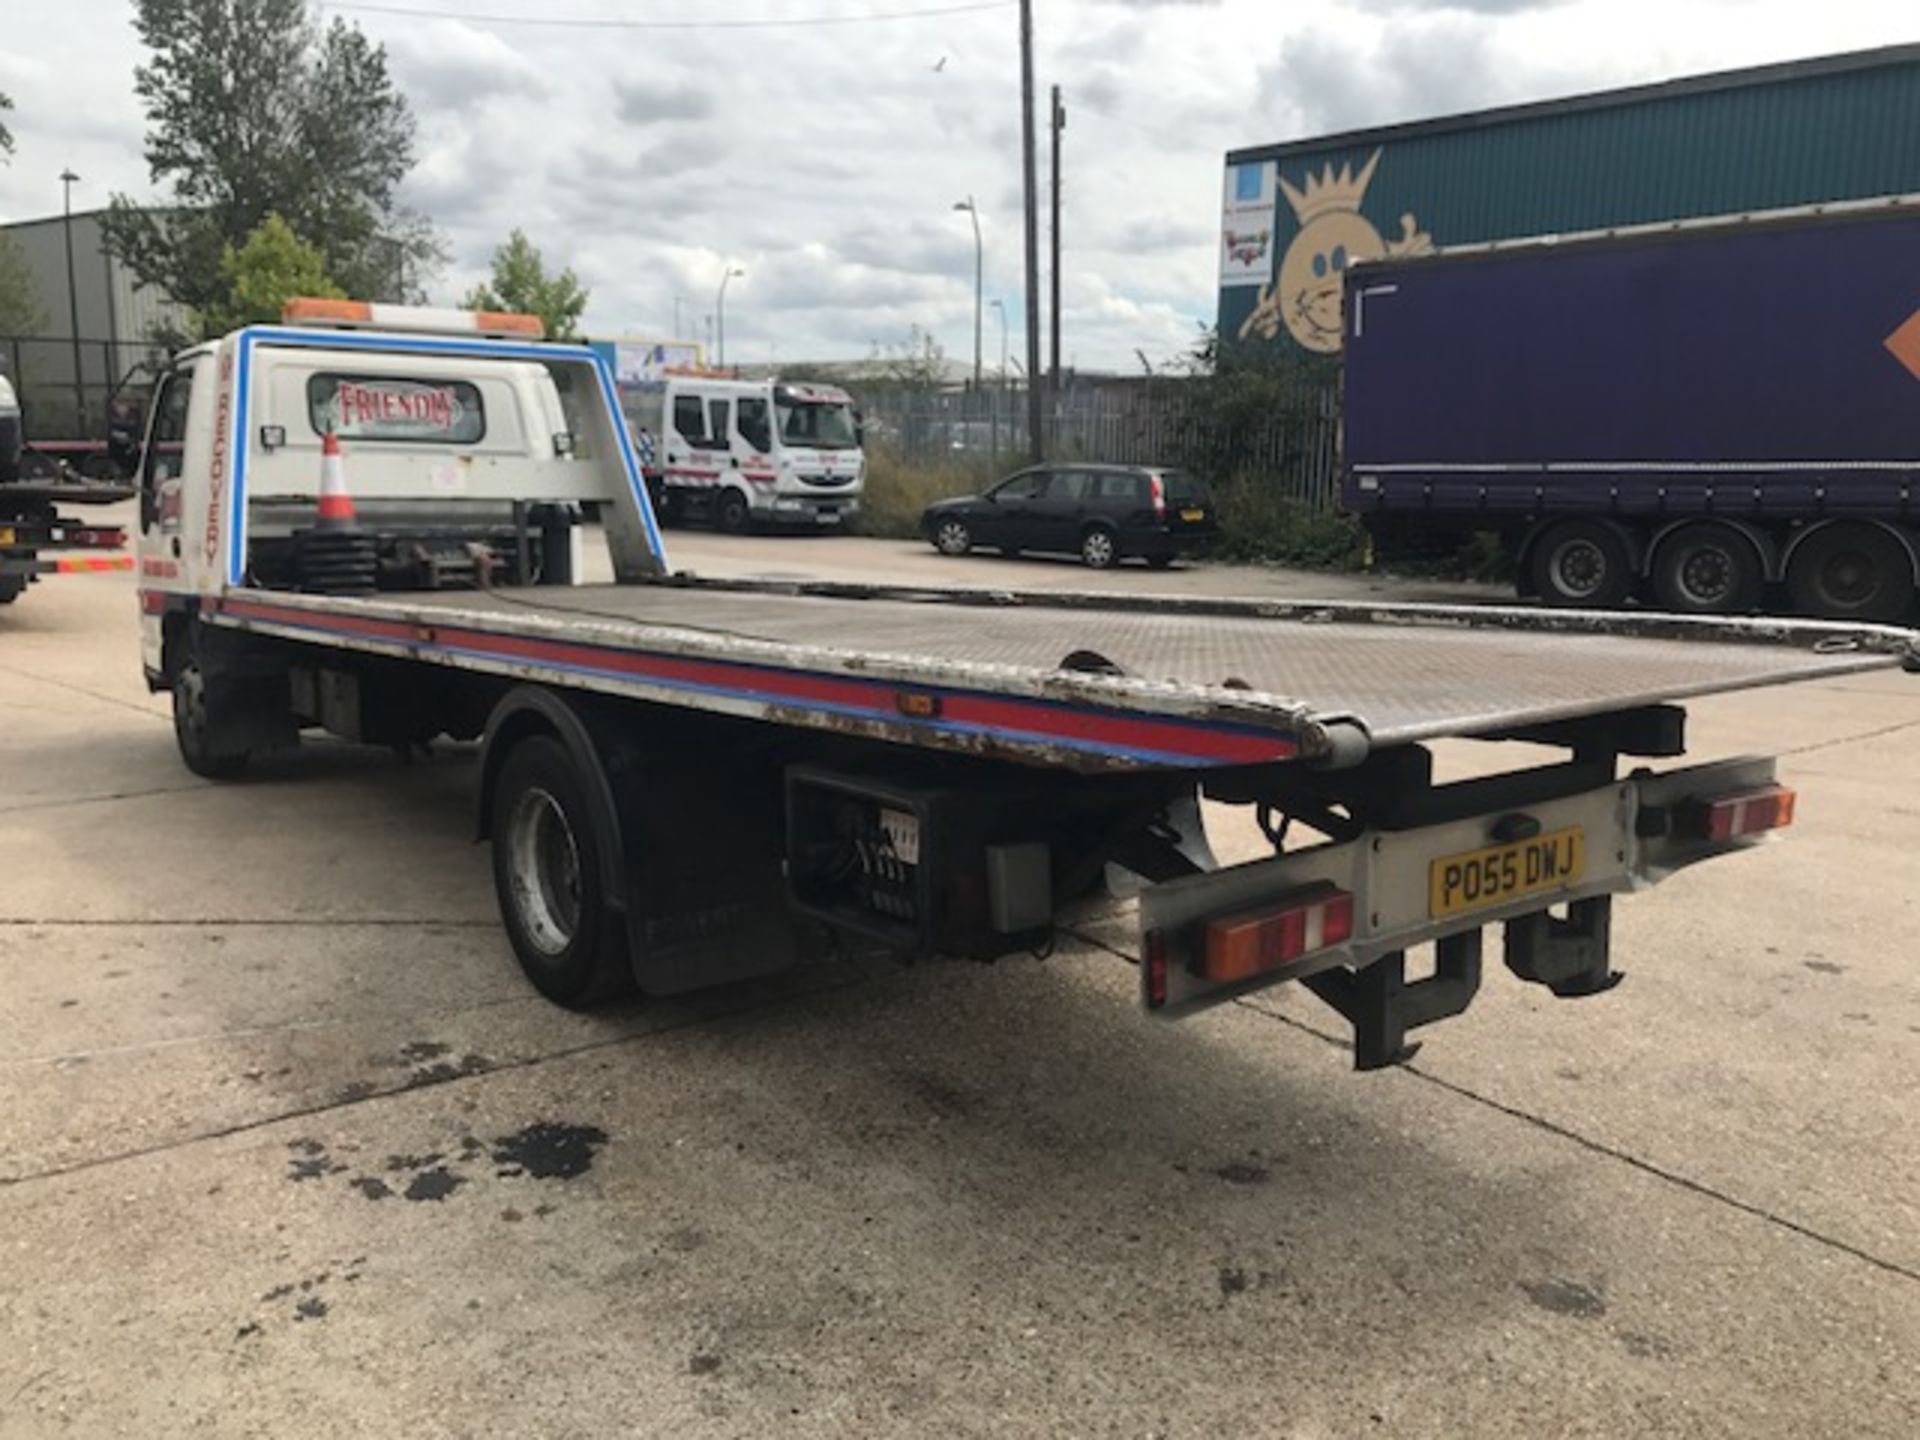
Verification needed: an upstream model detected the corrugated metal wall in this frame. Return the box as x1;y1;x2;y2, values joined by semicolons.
1220;47;1920;350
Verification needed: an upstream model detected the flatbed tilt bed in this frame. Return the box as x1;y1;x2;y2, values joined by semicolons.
210;577;1917;769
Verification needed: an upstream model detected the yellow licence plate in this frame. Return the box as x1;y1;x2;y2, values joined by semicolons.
1429;827;1585;919
1180;508;1206;522
0;526;14;546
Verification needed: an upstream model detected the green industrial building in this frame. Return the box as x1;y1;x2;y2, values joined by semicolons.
1218;44;1920;354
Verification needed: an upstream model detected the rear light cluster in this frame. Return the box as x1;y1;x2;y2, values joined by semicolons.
1196;882;1355;984
1688;784;1797;843
1149;473;1166;521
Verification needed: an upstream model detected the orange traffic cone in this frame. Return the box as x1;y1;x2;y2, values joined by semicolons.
316;428;357;527
296;428;376;594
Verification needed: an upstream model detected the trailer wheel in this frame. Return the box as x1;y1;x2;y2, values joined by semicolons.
1530;520;1632;608
1080;524;1120;569
491;734;633;1007
715;488;751;535
1787;523;1915;622
171;661;249;780
1650;524;1763;615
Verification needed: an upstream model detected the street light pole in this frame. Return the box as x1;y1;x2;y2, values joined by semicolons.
59;169;85;430
715;267;744;368
990;298;1008;393
953;196;982;391
1018;0;1042;462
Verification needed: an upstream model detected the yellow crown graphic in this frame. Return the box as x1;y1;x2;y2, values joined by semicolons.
1280;148;1382;225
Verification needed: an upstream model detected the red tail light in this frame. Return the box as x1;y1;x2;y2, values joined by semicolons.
1196;883;1355;984
1150;473;1166;520
1689;784;1797;843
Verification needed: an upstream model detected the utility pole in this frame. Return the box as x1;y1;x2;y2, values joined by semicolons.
1049;85;1063;396
59;169;85;430
1018;0;1042;462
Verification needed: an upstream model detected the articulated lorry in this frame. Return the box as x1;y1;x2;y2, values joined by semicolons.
132;298;1917;1069
0;374;133;606
1342;197;1920;622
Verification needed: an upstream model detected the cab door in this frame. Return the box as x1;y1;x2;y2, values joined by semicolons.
135;364;197;675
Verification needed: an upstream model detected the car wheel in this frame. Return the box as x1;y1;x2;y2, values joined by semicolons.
1650;523;1764;614
932;516;972;556
1787;523;1916;622
1080;525;1120;570
1528;519;1633;608
715;488;751;534
490;735;634;1007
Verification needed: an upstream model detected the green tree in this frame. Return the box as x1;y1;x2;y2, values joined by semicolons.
199;213;343;334
461;231;588;340
103;0;440;335
0;233;47;334
870;324;949;390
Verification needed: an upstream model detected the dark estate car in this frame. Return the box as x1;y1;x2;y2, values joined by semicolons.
921;463;1216;569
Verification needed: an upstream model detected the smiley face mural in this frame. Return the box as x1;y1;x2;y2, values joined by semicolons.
1235;149;1432;352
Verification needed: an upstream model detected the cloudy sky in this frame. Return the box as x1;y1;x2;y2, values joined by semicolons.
2;0;1915;369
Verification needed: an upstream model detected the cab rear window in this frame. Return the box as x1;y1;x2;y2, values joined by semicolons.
307;374;486;444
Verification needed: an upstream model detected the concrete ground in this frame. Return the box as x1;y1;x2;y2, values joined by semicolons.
2;530;1917;1438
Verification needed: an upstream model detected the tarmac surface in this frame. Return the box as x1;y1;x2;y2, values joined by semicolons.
2;527;1917;1438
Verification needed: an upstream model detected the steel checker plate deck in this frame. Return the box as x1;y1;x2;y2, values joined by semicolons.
206;581;1914;762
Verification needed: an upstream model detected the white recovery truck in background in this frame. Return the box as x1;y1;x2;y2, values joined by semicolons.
619;372;864;532
133;299;1918;1070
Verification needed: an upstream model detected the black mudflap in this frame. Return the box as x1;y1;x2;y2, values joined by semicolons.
602;725;799;996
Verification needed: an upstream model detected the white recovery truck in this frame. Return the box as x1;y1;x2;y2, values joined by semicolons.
133;300;1918;1069
619;372;864;532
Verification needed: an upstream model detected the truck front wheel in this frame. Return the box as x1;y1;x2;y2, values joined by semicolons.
1787;524;1916;623
1650;524;1764;615
1529;520;1633;609
490;734;634;1007
172;661;250;779
715;488;751;534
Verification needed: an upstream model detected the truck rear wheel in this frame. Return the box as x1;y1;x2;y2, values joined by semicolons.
1787;523;1915;622
1529;520;1632;608
490;734;634;1007
1650;524;1763;615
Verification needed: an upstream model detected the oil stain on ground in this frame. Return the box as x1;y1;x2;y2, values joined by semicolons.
1519;1277;1608;1320
492;1122;610;1181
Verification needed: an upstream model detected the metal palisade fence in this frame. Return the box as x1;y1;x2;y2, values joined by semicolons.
1;334;170;449
849;374;1341;509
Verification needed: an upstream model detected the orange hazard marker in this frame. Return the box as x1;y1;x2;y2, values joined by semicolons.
317;430;358;526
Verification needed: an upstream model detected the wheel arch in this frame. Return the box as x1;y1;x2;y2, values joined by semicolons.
475;686;628;914
1780;518;1920;586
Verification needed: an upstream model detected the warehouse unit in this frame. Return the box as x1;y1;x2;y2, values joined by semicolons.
1220;44;1920;354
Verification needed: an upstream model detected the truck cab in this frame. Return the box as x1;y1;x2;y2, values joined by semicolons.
622;374;864;532
132;298;663;685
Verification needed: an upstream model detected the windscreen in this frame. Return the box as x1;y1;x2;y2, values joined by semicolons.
1160;469;1206;502
777;399;859;450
